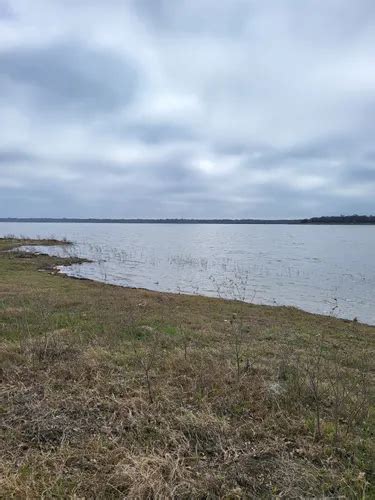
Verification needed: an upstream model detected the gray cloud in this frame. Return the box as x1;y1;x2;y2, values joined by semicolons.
0;42;139;117
0;0;374;218
0;0;13;19
0;149;37;163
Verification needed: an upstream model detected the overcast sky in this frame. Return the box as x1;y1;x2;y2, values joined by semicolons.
1;0;374;218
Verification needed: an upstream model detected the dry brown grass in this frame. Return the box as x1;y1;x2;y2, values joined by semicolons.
0;238;374;498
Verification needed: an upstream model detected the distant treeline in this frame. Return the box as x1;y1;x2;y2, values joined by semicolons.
301;215;375;224
0;218;300;224
1;216;374;224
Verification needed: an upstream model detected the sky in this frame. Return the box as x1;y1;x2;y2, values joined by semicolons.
1;0;375;219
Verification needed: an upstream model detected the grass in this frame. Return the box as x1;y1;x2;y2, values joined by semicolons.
0;237;374;498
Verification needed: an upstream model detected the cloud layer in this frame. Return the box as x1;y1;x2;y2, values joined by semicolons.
1;0;375;218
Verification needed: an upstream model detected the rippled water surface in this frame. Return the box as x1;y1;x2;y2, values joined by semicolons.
1;222;374;324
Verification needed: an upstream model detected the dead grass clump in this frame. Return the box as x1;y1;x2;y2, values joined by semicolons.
175;408;230;452
109;452;197;498
0;306;28;317
20;328;81;363
0;342;25;371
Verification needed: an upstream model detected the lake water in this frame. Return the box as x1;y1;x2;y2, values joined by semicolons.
1;222;374;324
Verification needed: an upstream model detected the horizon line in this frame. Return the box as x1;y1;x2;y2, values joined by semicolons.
1;215;374;225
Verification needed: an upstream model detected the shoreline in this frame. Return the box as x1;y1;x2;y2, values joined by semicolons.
56;270;370;327
3;237;373;331
16;239;372;327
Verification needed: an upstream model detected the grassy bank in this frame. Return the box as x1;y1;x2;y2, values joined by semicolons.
1;238;374;498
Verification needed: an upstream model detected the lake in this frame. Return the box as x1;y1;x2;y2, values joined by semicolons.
1;222;374;324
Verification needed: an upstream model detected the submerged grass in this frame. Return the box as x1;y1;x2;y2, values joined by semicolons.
0;237;374;498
